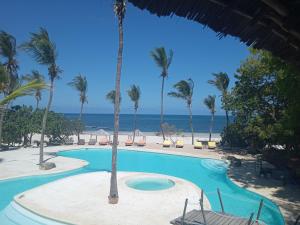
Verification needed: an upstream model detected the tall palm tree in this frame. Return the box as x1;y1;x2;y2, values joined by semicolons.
109;0;126;204
127;85;140;142
22;70;45;109
0;31;19;147
68;74;88;120
208;72;230;128
150;47;173;140
204;95;216;141
168;78;195;144
22;28;61;168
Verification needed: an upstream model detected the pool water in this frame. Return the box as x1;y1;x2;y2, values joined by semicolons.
126;177;175;191
0;149;284;225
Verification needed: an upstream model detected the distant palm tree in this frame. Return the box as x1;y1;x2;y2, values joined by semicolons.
168;79;195;144
68;74;88;142
208;72;230;128
22;28;62;168
68;74;88;120
23;71;45;109
150;47;173;140
127;85;140;142
204;95;216;141
109;0;126;204
0;31;19;147
106;90;121;105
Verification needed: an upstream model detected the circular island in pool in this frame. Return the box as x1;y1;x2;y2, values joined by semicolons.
126;177;175;191
6;172;208;225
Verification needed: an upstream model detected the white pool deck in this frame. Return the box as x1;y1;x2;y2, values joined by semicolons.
14;172;210;225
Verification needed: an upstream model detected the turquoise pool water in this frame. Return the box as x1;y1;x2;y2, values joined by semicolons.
0;149;284;225
126;177;175;191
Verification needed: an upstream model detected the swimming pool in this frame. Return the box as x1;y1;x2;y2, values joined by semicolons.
0;149;284;225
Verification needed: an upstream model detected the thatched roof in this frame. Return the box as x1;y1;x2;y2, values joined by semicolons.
128;0;300;68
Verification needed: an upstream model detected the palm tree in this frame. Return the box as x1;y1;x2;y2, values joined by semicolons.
21;28;62;168
208;72;230;128
68;74;88;120
68;74;88;142
0;31;19;89
22;71;45;109
106;90;121;105
150;47;173;140
108;0;126;204
204;95;216;141
127;85;140;142
168;79;195;144
0;31;19;147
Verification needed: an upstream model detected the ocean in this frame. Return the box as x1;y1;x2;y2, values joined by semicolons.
64;113;228;133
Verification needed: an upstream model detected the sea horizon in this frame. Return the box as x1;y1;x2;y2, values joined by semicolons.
64;113;230;133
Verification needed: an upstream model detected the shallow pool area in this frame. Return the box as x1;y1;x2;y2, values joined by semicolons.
0;148;284;225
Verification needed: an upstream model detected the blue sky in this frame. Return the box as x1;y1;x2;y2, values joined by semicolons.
0;0;249;115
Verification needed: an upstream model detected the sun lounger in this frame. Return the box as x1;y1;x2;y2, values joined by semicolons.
64;137;74;145
125;136;133;146
136;136;146;146
208;141;217;149
163;139;172;147
88;139;97;145
194;140;203;149
78;139;85;145
175;140;184;148
99;137;109;145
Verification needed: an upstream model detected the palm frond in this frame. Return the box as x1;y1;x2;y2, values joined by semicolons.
106;90;121;105
127;84;140;110
150;47;173;77
208;72;230;94
0;79;48;105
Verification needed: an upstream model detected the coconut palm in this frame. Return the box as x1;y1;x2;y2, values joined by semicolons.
0;31;18;90
106;90;121;105
108;0;126;204
21;28;62;168
150;47;173;140
208;72;230;128
168;78;195;144
204;95;216;141
22;71;45;109
0;31;19;148
127;85;140;142
68;74;88;142
68;74;88;120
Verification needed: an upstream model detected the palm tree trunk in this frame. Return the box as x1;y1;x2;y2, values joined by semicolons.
225;110;229;128
160;76;166;140
0;105;6;148
109;12;124;204
133;108;137;143
78;101;84;142
36;98;39;109
39;79;54;167
188;104;194;144
209;112;215;141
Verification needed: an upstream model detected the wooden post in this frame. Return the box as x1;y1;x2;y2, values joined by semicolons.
256;199;264;221
217;188;225;213
181;198;188;225
200;190;207;225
